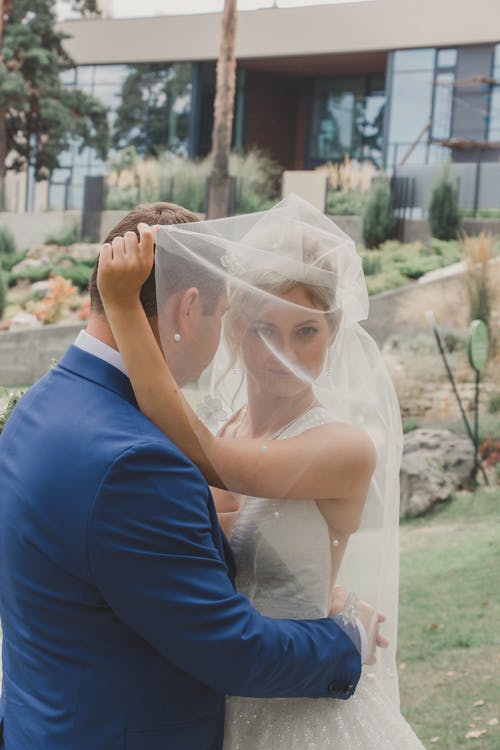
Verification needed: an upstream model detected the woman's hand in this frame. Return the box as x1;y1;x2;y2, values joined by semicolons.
97;222;156;312
330;586;389;665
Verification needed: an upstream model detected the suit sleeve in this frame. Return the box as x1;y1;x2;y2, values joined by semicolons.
88;440;361;699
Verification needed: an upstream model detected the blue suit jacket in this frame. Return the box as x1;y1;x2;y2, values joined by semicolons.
0;346;361;750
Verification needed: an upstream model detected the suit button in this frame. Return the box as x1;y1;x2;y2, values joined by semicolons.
328;681;353;695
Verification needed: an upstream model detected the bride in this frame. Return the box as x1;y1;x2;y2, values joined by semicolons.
97;195;424;748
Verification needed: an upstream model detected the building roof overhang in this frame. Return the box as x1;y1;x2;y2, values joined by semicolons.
59;1;500;67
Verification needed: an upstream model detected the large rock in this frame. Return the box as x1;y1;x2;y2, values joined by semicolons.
400;428;475;518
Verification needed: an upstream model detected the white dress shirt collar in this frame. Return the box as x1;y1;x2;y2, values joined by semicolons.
74;330;128;377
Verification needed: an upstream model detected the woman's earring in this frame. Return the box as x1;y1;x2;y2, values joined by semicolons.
174;333;181;342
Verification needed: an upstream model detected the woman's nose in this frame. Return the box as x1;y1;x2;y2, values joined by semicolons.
271;339;299;367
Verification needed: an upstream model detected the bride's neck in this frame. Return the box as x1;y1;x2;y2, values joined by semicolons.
244;382;317;438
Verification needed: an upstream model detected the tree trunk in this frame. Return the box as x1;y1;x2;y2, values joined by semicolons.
207;0;238;220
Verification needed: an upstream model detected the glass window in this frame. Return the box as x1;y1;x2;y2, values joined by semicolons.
386;46;458;167
432;72;454;139
494;42;500;71
387;70;434;145
489;43;500;140
67;184;84;211
92;83;122;110
393;49;435;73
93;65;130;87
437;48;457;69
308;75;385;167
488;88;500;140
76;66;95;88
60;67;77;86
48;183;66;211
427;143;451;165
113;62;193;157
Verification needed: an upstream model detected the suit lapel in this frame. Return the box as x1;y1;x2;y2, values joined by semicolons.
58;345;237;584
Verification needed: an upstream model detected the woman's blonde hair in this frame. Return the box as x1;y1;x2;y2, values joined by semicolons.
222;232;340;377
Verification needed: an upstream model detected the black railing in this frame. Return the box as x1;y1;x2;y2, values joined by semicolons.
390;176;416;240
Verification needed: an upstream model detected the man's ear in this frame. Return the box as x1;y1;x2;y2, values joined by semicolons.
177;287;201;335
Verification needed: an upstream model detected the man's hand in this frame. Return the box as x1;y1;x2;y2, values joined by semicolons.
97;223;156;311
330;586;389;665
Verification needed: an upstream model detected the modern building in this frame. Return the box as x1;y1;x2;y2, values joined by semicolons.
44;0;500;210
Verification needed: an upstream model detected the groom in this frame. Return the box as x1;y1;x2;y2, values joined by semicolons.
0;202;376;750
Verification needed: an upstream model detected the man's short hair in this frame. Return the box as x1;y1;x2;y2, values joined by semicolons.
89;202;225;317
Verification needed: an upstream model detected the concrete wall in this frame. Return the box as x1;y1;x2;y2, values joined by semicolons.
59;1;500;65
363;258;500;347
395;163;500;212
403;218;500;243
0;324;83;387
0;210;127;249
3;209;498;254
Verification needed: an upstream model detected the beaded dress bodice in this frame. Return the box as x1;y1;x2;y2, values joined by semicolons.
230;406;333;620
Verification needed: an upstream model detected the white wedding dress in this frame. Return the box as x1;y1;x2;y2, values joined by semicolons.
223;407;424;750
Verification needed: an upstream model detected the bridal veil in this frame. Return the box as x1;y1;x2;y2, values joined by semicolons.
154;194;403;704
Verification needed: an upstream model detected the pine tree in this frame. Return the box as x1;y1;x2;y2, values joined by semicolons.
428;167;461;240
0;0;109;208
362;178;397;249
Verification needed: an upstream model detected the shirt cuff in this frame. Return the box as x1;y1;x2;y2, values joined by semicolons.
355;617;369;663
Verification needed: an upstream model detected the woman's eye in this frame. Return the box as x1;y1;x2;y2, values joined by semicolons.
296;326;318;338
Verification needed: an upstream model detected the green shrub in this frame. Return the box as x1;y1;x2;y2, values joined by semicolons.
0;249;27;272
105;186;139;211
495;463;500;484
45;224;79;246
387;251;442;279
463;208;500;218
106;150;282;217
429;238;462;264
442;330;466;353
428;168;461;240
362;179;397;249
361;251;383;276
326;190;367;216
0;270;7;318
9;266;53;285
0;225;16;255
230;149;282;213
0;391;23;435
403;417;420;433
168;158;210;213
488;394;500;414
365;270;407;295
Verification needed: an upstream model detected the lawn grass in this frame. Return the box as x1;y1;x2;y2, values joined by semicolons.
398;488;500;748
